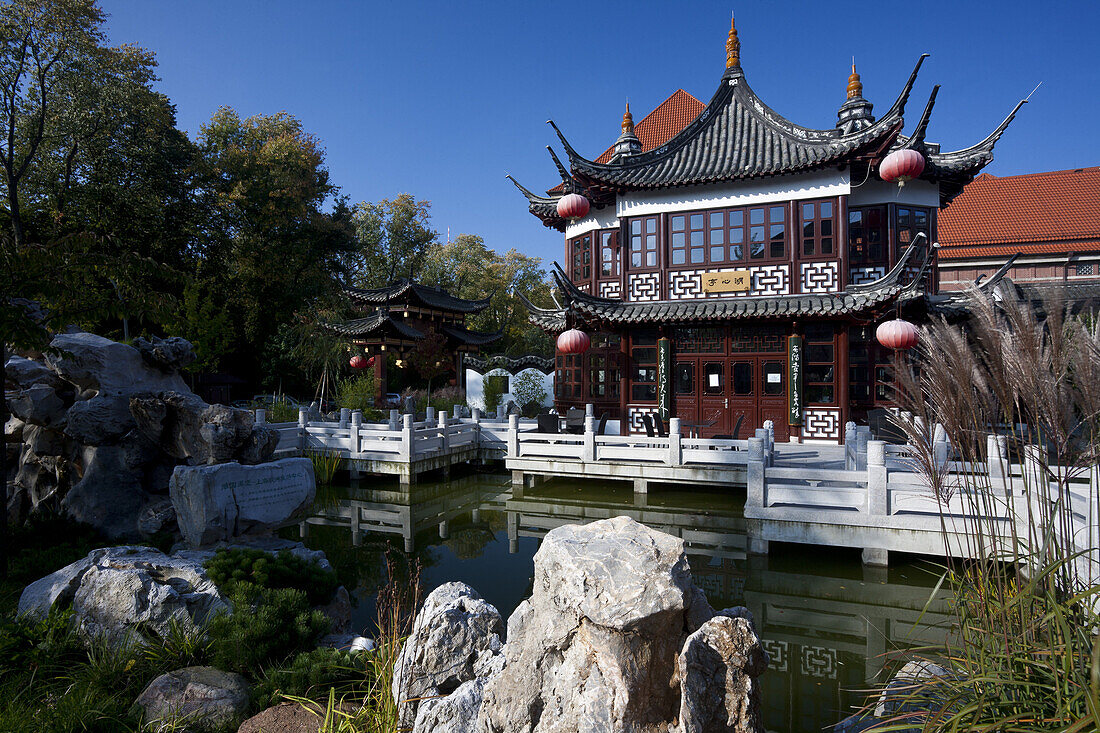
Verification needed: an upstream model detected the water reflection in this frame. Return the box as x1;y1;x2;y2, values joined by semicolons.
292;470;948;733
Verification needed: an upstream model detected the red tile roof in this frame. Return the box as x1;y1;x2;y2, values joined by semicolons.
595;90;706;164
939;240;1100;260
938;167;1100;259
549;90;705;193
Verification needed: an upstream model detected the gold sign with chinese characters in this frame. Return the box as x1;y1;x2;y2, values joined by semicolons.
700;270;751;293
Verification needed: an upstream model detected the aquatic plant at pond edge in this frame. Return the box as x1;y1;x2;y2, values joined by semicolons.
850;290;1100;731
309;448;343;486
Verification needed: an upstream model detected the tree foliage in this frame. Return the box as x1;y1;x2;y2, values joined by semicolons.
351;194;437;288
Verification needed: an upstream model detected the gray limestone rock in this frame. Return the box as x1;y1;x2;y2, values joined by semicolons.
46;331;188;395
393;582;504;729
62;444;147;539
5;354;63;390
4;415;25;443
19;546;228;648
169;458;315;547
130;392;261;465
133;335;196;372
70;547;228;646
133;666;249;731
677;614;767;733
8;384;67;427
64;394;136;445
480;516;714;733
413;677;490;733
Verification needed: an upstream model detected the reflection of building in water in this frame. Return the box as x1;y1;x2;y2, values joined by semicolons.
300;473;510;552
303;477;948;732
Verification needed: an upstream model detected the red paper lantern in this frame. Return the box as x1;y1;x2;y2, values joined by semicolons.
349;355;368;369
879;149;925;187
556;328;591;354
367;356;376;367
556;193;590;221
876;319;919;350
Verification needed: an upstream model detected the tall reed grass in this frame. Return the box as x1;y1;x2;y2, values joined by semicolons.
865;289;1100;730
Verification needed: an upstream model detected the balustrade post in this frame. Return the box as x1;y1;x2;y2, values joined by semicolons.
349;411;361;478
255;408;266;425
438;412;449;453
583;416;596;462
746;438;766;509
844;421;856;469
400;413;413;461
507;414;519;458
913;415;926;442
763;419;775;452
339;408;350;428
855;429;869;472
668;417;682;467
585;403;595;418
453;404;462;420
497;404;505;420
986;434;1008;490
298;408;308;451
754;428;772;467
471;407;481;422
388;409;399;431
426;405;436;424
867;440;888;517
1023;444;1046;498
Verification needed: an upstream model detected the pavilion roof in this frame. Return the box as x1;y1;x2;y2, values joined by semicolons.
522;237;941;331
328;309;502;347
343;279;491;314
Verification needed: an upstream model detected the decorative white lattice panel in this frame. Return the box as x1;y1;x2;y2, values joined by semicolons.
849;265;886;285
801;261;839;293
668;270;704;300
628;272;661;302
577;283;591;293
762;639;789;673
627;405;658;433
750;264;789;296
598;280;622;299
803;408;841;439
800;645;838;679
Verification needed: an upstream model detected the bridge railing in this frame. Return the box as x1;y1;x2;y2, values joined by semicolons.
506;414;757;468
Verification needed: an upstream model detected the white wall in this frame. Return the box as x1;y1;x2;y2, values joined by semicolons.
465;368;554;412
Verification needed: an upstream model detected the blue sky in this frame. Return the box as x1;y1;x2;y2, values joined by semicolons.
100;1;1099;267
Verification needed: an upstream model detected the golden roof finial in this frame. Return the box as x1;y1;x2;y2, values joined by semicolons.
621;101;635;135
725;13;740;68
847;60;863;99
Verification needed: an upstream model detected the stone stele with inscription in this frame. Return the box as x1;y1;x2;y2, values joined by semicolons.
169;458;316;547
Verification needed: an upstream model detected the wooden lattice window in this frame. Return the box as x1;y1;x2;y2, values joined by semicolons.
599;230;619;277
673;327;725;354
588;353;620;399
849;206;886;264
555;353;583;400
800;199;836;257
729;326;786;353
570;233;592;282
803;323;836;404
629;216;659;269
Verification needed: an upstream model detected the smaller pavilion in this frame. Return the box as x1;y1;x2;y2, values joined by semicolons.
330;280;501;403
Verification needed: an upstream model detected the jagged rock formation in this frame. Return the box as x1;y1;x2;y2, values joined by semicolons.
393;517;768;733
4;332;277;538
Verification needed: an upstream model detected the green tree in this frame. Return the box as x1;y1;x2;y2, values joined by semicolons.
350;194;437;288
183;108;357;378
421;234;553;355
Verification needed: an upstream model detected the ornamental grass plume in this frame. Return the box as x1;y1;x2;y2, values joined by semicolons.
860;288;1100;731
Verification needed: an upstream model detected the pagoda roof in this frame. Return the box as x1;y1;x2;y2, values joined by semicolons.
548;56;926;195
463;354;554;373
328;310;426;340
344;279;491;313
522;236;938;331
329;309;502;347
890;89;1029;206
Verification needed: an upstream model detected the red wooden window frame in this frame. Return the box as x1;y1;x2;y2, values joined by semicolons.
799;198;838;259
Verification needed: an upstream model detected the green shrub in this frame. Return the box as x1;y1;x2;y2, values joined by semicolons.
309;448;343;487
203;548;338;606
207;583;330;675
0;609;84;679
481;372;506;413
265;396;301;424
337;374;376;413
252;646;366;710
511;369;547;412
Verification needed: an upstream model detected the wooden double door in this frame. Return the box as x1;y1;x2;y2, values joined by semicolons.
673;356;789;440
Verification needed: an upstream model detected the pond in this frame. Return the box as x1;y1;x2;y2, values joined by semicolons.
289;468;948;733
